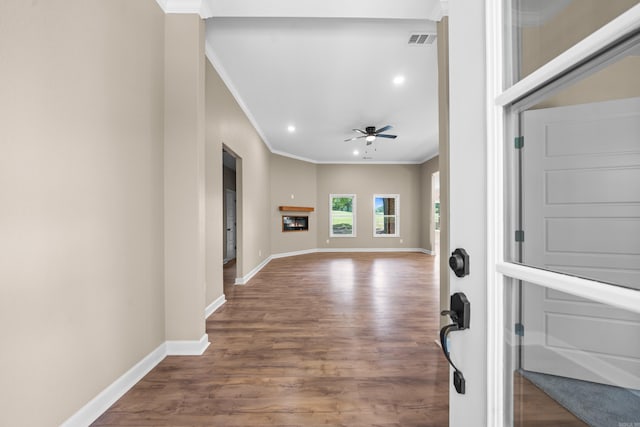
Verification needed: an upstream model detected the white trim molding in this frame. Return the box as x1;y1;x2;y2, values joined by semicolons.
235;256;272;285
61;343;167;427
497;262;640;315
271;249;318;259
205;46;273;153
205;294;226;318
236;248;434;284
317;247;430;254
166;334;210;356
486;0;506;425
155;0;213;18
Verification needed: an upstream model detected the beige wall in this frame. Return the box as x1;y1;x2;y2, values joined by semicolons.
437;17;451;327
270;154;318;255
205;61;272;280
204;67;224;306
521;0;640;109
316;164;423;249
521;0;638;78
0;1;166;425
163;14;207;342
420;156;439;252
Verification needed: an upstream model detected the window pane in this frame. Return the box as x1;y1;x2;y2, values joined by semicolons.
504;280;640;426
505;0;639;84
507;38;640;290
375;216;396;235
330;195;355;236
373;195;399;236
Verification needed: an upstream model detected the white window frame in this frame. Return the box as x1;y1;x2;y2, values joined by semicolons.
329;194;356;238
372;194;400;237
485;3;640;426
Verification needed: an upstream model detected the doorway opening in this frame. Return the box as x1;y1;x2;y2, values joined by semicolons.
222;148;239;295
431;171;440;257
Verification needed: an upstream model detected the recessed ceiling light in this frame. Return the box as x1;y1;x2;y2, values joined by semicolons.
353;150;359;156
287;125;296;133
393;75;405;86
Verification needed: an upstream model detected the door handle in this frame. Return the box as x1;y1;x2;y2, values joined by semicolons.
440;292;470;394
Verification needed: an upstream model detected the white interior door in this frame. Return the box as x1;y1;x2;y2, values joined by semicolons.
521;97;640;389
225;189;236;261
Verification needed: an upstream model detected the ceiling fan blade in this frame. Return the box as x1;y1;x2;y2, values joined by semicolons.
375;125;393;134
344;135;366;142
352;128;367;135
376;134;397;139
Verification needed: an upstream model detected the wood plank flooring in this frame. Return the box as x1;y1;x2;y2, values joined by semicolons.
93;252;449;426
514;372;587;427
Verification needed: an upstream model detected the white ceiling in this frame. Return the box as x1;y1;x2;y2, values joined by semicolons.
204;1;444;164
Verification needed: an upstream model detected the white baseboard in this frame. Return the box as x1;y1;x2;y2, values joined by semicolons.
60;343;167;427
234;248;433;285
235;256;272;285
205;294;226;318
62;332;211;426
271;248;318;259
317;247;431;254
166;333;210;356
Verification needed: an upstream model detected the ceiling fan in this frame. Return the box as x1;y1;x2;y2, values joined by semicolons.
344;125;397;145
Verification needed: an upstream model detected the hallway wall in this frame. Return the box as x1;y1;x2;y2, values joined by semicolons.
0;1;166;425
205;60;272;287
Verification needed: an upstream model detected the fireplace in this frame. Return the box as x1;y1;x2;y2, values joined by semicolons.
282;215;309;232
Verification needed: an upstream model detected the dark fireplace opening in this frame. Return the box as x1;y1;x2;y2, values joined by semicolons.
282;215;309;232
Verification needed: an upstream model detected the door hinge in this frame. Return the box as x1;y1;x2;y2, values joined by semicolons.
514;136;524;149
515;323;524;337
515;230;525;242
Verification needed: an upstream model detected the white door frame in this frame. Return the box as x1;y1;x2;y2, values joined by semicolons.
481;3;640;427
449;2;640;427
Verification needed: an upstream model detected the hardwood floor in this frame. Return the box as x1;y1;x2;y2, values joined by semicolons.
514;372;587;427
93;252;449;426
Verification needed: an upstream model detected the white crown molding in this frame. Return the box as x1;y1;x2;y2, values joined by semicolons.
60;343;167;427
205;294;226;318
166;334;210;356
205;45;274;152
155;0;212;18
428;0;449;21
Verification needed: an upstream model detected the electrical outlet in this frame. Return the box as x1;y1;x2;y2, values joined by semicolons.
258;249;262;257
400;239;404;244
326;239;329;244
291;194;295;199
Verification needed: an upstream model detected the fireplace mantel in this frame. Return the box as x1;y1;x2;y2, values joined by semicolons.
279;206;314;212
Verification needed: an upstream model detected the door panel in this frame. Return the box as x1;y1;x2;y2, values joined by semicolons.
225;189;236;260
521;97;640;389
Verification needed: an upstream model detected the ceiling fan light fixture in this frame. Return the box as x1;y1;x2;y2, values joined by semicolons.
366;135;376;143
287;125;296;133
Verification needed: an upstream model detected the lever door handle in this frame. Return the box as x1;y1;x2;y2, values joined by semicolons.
439;292;470;394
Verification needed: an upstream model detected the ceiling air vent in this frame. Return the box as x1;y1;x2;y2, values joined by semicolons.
408;33;437;46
